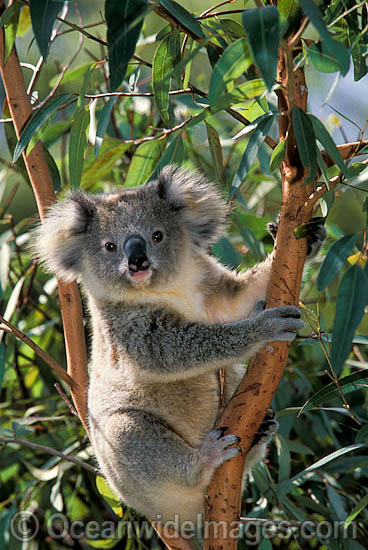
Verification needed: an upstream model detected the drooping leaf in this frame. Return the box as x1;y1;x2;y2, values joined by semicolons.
13;93;71;163
275;434;291;483
355;423;368;445
205;122;225;185
69;107;89;188
209;39;252;110
0;342;4;391
330;264;368;374
299;370;368;415
269;139;287;172
152;35;173;127
212;237;241;269
298;0;350;75
29;0;65;60
320;189;335;217
242;7;280;91
278;0;303;38
308;42;341;73
82;140;130;189
239;224;264;261
149;135;184;180
316;233;358;291
94;97;117;158
105;0;147;91
230;112;275;198
309;114;348;177
125;140;165;188
159;0;204;39
292;106;317;182
0;2;22;63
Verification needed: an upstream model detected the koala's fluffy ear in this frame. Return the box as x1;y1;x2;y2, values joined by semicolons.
31;191;96;281
156;165;228;246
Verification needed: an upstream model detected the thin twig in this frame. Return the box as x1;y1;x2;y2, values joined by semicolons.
0;437;97;474
55;383;79;417
0;314;75;389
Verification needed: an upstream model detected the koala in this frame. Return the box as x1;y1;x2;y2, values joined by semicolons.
32;165;314;530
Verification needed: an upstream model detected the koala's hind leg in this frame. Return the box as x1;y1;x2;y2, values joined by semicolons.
98;410;240;524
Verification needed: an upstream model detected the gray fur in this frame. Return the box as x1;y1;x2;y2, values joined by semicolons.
32;165;307;529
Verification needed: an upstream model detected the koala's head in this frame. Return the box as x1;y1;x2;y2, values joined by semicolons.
32;165;227;299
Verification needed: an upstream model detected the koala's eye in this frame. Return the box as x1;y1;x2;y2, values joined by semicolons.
104;241;117;252
152;231;164;243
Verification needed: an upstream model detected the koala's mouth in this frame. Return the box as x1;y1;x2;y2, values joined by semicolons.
127;267;152;284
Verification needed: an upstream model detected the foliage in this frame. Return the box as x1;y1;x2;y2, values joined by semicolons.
0;0;368;549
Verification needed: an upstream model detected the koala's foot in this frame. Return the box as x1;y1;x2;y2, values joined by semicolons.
253;304;305;343
200;428;241;471
244;410;278;475
252;409;278;447
267;217;327;257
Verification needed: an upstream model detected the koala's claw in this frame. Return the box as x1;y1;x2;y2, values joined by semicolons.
201;429;241;469
254;305;305;344
252;410;279;447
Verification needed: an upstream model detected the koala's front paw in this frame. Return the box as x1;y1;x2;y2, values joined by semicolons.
200;428;241;470
256;305;305;343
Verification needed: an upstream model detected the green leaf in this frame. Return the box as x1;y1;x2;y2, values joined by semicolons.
96;476;122;517
345;493;368;529
209;39;252;110
242;7;280;91
320;189;335;217
159;0;204;39
69;107;89;188
13;93;71;163
0;342;4;391
29;0;65;60
150;135;184;180
239;224;264;261
299;370;368;415
298;0;350;76
125;140;165;188
275;434;291;483
331;264;368;374
355;424;368;445
308;114;348;177
269;140;286;172
212;237;241;269
82;139;131;188
94;97;117;158
205;122;225;185
211;79;267;113
316;234;358;291
278;0;303;38
230;112;274;198
308;42;341;73
77;63;97;109
48;61;93;88
0;2;22;63
105;0;147;91
152;35;172;127
292;106;317;182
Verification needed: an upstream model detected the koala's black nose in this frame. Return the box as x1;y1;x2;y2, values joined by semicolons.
124;236;150;272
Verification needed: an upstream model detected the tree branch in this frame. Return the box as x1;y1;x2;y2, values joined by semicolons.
0;0;89;431
0;437;97;474
204;42;314;550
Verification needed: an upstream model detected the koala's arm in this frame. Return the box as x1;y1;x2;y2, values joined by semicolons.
105;303;303;382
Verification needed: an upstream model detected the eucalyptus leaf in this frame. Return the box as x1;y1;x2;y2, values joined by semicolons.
13;93;71;164
317;233;358;291
242;7;280;91
331;264;368;374
230;112;274;198
125;140;165;188
105;0;147;91
292;106;317;182
29;0;65;60
69;107;89;188
269;140;286;172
